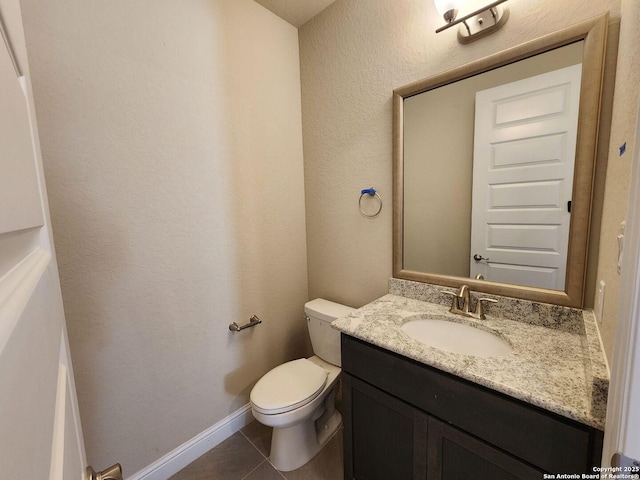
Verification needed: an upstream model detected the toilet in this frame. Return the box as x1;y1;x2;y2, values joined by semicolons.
250;298;355;472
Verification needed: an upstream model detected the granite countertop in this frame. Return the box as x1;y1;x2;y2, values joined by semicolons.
332;289;609;430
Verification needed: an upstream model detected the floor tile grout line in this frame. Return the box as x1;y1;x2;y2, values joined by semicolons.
239;429;287;479
239;459;267;480
274;466;288;479
265;458;288;479
239;429;269;461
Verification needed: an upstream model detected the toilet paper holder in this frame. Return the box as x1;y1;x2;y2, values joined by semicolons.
229;315;262;332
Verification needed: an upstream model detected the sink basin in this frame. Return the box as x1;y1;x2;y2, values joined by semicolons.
400;316;512;358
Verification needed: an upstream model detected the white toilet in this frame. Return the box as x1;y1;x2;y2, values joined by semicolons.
250;298;355;472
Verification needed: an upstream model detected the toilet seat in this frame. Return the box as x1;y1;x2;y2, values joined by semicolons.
251;358;328;415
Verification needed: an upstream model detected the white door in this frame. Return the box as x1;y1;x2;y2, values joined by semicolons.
470;64;582;289
0;2;87;479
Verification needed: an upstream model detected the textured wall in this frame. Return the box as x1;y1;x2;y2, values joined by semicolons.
299;0;622;330
596;0;640;360
20;0;309;474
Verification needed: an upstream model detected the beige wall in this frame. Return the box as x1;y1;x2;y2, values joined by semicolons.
20;0;309;474
299;0;622;331
596;0;640;360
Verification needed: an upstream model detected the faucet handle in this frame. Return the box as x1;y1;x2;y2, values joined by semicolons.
440;290;459;312
475;298;498;319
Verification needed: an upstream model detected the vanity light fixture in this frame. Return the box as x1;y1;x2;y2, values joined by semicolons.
434;0;509;43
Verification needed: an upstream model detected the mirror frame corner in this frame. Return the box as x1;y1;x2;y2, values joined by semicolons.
393;13;609;308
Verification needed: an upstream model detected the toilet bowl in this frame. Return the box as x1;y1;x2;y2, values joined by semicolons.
250;299;355;472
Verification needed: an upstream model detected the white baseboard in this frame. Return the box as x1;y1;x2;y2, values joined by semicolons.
127;403;254;480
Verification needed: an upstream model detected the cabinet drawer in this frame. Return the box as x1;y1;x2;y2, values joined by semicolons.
342;334;602;473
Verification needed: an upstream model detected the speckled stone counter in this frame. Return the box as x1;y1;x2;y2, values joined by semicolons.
332;281;609;430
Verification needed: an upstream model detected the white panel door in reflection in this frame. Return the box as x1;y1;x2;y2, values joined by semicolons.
470;64;582;290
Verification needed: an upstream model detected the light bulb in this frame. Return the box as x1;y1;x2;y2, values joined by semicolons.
434;0;463;22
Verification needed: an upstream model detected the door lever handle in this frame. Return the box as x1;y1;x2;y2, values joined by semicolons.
473;254;489;262
87;464;123;480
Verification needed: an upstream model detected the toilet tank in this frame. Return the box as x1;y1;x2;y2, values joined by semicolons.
304;298;355;367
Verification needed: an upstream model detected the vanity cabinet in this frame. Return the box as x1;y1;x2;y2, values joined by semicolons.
341;335;603;480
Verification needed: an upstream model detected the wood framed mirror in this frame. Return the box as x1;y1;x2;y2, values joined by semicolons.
393;14;608;308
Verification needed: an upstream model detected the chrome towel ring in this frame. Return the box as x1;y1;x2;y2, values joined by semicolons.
359;188;382;218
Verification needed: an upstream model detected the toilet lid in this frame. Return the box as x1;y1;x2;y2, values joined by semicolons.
251;359;328;414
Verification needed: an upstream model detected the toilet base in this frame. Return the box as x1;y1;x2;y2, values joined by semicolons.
269;408;342;472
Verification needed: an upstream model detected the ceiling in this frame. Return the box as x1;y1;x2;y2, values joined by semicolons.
254;0;337;28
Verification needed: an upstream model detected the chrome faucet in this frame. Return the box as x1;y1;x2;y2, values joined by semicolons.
441;285;497;320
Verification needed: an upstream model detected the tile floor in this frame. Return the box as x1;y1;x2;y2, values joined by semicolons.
168;421;344;480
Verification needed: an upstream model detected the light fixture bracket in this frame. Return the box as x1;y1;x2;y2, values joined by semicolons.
458;5;509;43
436;0;509;43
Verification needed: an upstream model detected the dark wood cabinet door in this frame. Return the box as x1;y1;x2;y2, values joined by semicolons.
343;373;428;480
427;417;543;480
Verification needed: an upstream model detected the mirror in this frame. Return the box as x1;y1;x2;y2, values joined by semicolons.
393;15;608;308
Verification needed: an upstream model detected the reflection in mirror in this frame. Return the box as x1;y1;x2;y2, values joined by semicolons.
403;42;583;291
393;15;608;307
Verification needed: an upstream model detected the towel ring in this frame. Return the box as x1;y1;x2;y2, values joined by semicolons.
359;188;382;218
